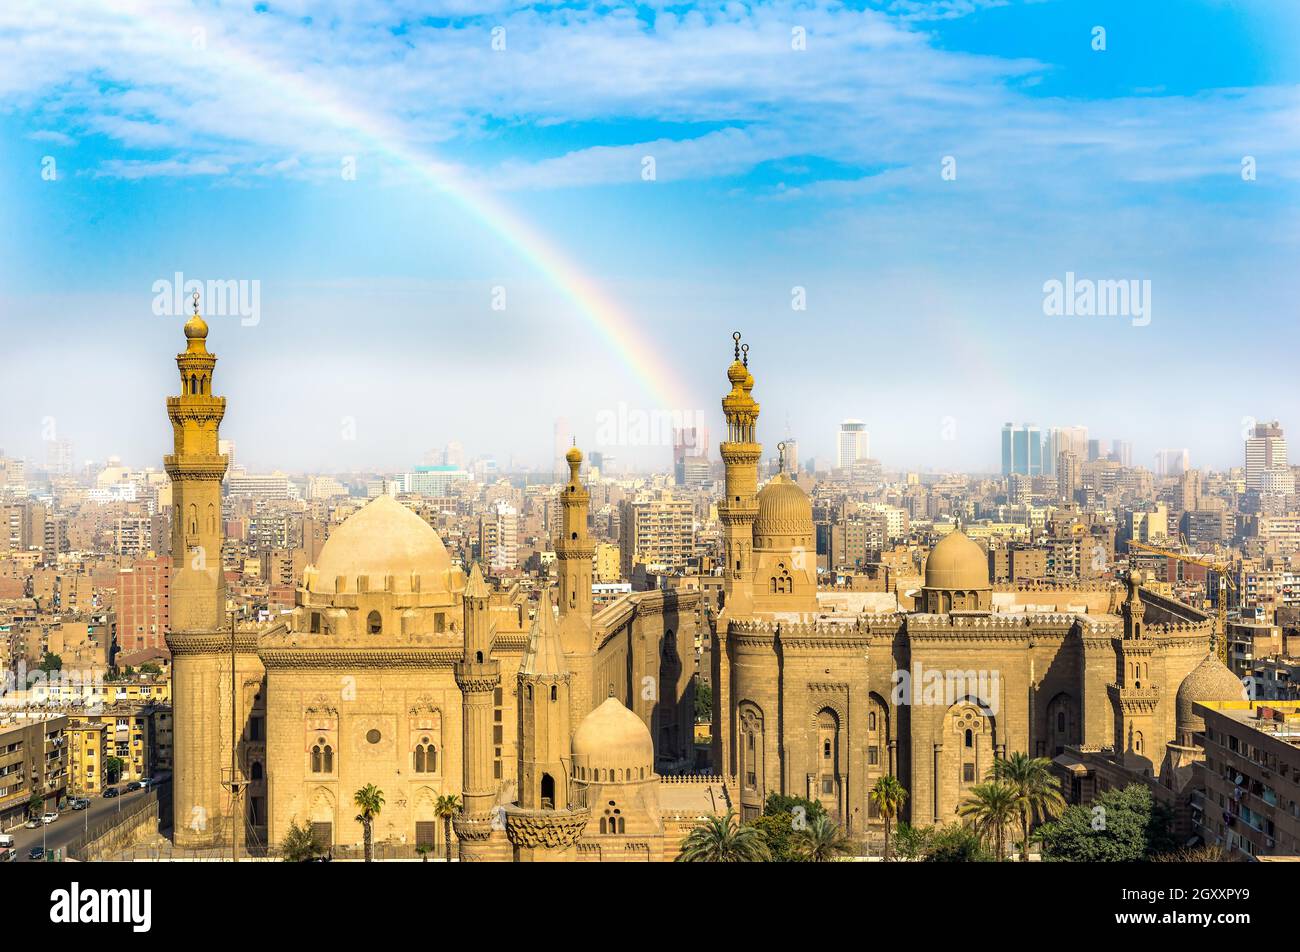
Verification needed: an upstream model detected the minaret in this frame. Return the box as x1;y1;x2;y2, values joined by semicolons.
714;332;760;777
453;563;506;860
164;295;231;849
555;444;595;727
503;586;589;861
718;332;760;612
1110;570;1159;770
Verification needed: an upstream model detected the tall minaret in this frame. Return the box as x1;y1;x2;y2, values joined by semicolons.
517;586;571;812
452;563;504;860
714;332;760;777
1110;570;1159;770
555;444;595;727
164;295;231;849
718;332;760;612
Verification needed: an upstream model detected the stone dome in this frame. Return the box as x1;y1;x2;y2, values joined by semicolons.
1176;652;1246;735
573;697;655;781
308;495;452;595
924;529;989;590
183;312;208;340
753;473;813;546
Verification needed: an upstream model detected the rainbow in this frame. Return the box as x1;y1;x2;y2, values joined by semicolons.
99;0;695;412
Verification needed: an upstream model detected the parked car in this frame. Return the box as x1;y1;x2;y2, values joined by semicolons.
23;818;40;828
28;846;44;861
103;787;120;798
41;812;59;825
70;798;90;811
126;780;143;791
0;847;15;862
0;833;13;849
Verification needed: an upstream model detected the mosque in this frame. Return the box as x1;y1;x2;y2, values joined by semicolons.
163;312;1243;860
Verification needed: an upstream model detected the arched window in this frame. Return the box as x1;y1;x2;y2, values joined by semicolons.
965;728;974;748
250;761;263;780
323;745;334;773
475;650;483;663
311;745;322;773
550;685;557;702
526;684;533;701
367;611;382;635
414;739;437;773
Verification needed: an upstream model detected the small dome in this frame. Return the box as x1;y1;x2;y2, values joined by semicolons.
753;474;813;545
727;359;748;385
1176;653;1246;734
310;495;452;595
924;529;989;590
183;313;208;340
565;445;583;465
573;697;654;779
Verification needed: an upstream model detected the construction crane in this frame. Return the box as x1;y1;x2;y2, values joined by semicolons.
1127;539;1236;665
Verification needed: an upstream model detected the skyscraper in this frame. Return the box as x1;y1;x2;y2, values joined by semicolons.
1156;448;1190;478
1246;420;1288;491
1001;423;1042;476
837;419;868;468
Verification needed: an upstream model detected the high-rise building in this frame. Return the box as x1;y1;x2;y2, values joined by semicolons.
1056;451;1081;501
1155;448;1190;478
117;556;171;653
1110;440;1132;467
837;419;868;469
482;500;519;572
1087;439;1102;462
1001;423;1042;476
1246;420;1288;491
619;492;695;576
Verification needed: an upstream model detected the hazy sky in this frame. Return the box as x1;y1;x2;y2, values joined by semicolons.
1;0;1298;474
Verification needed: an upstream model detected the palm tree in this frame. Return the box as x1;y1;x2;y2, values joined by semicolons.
353;784;385;862
434;794;461;861
676;809;771;862
989;752;1066;862
790;814;851;863
957;781;1018;860
869;775;908;861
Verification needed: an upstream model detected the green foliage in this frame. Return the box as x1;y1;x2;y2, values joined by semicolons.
893;822;934;861
281;818;321;862
693;676;712;722
989;752;1066;861
353;784;385;862
922;824;993;862
27;790;44;818
139;662;162;675
957;781;1019;859
1038;784;1177;862
677;809;772;862
38;652;62;673
764;792;824;821
435;794;461;858
790;814;851;862
749;812;799;861
105;756;126;783
869;775;908;860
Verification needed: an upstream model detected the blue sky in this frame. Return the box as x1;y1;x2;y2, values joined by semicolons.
1;0;1297;473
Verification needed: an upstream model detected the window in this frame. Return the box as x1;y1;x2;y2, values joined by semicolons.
414;739;437;773
963;763;975;783
367;611;382;635
965;728;973;748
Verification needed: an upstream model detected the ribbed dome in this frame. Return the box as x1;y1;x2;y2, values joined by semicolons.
309;495;451;594
924;529;989;590
573;697;654;779
183;312;209;339
753;473;813;544
1176;653;1246;734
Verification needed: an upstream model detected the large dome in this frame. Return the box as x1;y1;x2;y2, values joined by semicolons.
924;529;989;590
753;473;813;546
309;495;452;595
1176;652;1246;735
573;697;655;781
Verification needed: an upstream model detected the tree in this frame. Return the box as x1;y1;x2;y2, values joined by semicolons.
790;814;851;863
38;652;61;673
353;784;385;862
922;824;992;862
27;790;44;819
281;818;321;862
1152;844;1228;863
105;756;126;784
140;662;162;675
958;781;1019;859
869;775;907;861
1038;784;1177;862
893;822;933;861
676;809;771;862
989;752;1066;861
416;844;431;863
693;676;712;722
434;794;461;860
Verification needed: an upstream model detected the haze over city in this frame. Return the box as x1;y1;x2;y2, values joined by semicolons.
3;0;1298;472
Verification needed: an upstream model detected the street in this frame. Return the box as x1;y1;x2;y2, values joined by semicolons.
6;787;152;862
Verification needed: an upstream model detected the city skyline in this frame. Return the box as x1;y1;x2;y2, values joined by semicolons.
3;0;1298;472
